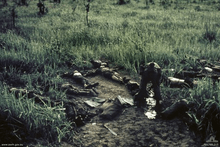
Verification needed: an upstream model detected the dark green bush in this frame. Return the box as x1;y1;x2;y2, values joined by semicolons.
118;0;130;5
203;29;217;43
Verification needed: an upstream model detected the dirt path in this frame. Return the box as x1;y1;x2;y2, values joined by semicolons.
67;75;200;147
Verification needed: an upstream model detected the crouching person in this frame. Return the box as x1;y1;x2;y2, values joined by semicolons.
134;62;162;111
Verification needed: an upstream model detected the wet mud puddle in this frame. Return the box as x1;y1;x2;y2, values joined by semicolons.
144;89;157;119
145;97;157;119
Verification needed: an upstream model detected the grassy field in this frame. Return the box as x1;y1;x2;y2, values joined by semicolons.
0;0;220;145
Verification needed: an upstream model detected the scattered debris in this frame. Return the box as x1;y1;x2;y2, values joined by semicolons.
6;58;220;146
212;65;220;72
61;83;98;97
62;70;99;89
84;97;106;108
161;99;189;119
64;101;96;127
99;98;123;120
174;70;201;79
104;124;117;136
123;77;140;95
90;60;103;68
115;95;134;107
89;60;123;84
168;77;191;88
95;96;132;120
204;67;213;72
168;77;185;83
98;67;124;84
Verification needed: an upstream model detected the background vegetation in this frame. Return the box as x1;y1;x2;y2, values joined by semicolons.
0;0;220;145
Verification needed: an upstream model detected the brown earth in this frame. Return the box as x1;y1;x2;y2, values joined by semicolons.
62;75;201;147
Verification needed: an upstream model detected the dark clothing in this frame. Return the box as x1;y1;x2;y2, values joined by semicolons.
135;62;162;107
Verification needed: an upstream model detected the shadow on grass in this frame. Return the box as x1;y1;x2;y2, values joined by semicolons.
0;110;29;144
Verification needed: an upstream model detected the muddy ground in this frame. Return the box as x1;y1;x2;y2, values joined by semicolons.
61;74;201;147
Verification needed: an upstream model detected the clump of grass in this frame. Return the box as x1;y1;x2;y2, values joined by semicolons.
187;78;220;142
0;82;75;145
118;0;130;5
202;23;218;43
161;0;171;9
195;5;201;11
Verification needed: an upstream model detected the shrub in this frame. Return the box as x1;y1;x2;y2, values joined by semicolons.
203;24;217;43
161;0;171;8
195;6;201;11
118;0;130;5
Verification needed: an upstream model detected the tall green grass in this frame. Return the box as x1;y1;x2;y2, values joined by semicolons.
187;78;220;141
0;84;74;144
3;0;217;71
